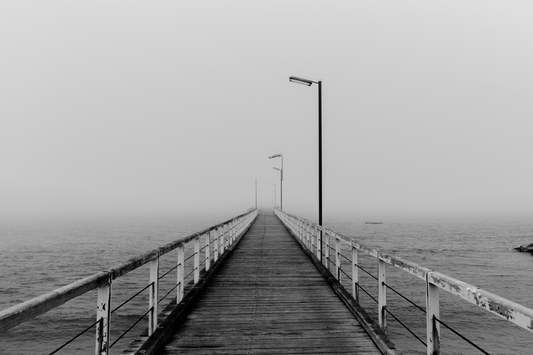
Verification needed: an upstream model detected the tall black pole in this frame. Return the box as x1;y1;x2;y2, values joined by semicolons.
318;80;323;261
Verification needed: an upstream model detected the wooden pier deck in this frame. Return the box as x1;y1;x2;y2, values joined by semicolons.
157;211;381;355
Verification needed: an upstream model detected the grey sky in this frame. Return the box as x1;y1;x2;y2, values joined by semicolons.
1;1;532;219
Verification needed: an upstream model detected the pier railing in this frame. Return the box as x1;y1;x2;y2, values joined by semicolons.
275;208;533;355
0;209;258;354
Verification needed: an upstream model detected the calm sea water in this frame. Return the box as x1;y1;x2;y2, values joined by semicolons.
1;212;533;354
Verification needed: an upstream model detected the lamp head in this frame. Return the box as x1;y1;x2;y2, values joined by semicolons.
289;76;315;86
269;154;282;159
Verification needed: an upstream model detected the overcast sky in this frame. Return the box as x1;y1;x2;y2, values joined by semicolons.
1;1;533;219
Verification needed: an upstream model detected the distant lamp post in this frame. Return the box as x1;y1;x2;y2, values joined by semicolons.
269;153;283;210
271;183;276;209
289;76;323;260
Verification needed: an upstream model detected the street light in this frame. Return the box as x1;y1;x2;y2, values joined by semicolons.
269;153;283;210
289;76;323;260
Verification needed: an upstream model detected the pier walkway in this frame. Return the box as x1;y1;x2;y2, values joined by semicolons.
157;211;381;354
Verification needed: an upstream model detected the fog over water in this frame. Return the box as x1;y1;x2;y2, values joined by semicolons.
1;1;533;220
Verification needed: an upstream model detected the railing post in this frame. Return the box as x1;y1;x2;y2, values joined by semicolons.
335;236;341;281
177;245;184;303
304;223;308;248
378;258;387;329
325;232;330;269
205;231;211;271
95;282;111;355
149;256;159;335
307;224;312;250
214;227;219;261
219;225;225;255
309;224;313;252
228;218;233;248
194;236;200;284
352;246;359;302
230;220;235;243
426;275;441;355
316;225;321;260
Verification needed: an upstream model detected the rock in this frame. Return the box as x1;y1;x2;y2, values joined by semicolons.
514;243;533;253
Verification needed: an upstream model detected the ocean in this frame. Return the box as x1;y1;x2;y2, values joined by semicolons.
1;212;533;354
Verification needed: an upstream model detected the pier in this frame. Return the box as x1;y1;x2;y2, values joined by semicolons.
155;210;382;355
2;209;533;355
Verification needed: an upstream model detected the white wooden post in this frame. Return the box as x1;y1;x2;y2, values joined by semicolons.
378;259;387;329
229;220;233;245
149;256;159;335
426;277;441;355
230;220;235;244
219;224;225;255
303;223;308;247
316;225;321;260
205;231;211;271
335;236;341;281
194;236;200;284
95;282;111;355
325;232;330;269
177;245;184;303
352;247;359;302
308;224;312;250
214;228;219;262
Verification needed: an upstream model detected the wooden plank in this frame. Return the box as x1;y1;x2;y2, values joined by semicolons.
156;211;382;355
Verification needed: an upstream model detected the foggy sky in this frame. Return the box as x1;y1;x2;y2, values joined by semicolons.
2;1;533;219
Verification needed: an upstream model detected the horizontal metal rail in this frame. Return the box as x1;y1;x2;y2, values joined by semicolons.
274;208;533;355
0;209;258;354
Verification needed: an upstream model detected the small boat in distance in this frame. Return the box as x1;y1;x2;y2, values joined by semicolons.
365;222;383;225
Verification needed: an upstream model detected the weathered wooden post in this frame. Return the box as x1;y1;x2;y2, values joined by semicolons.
316;225;321;260
95;282;111;355
205;231;211;271
194;236;200;284
219;224;225;255
325;232;330;269
177;245;184;303
230;220;235;244
352;246;359;302
426;275;440;355
149;256;159;335
335;236;341;281
214;227;219;262
378;258;387;329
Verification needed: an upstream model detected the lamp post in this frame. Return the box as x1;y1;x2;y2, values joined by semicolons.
269;153;283;210
289;76;323;260
271;183;276;209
